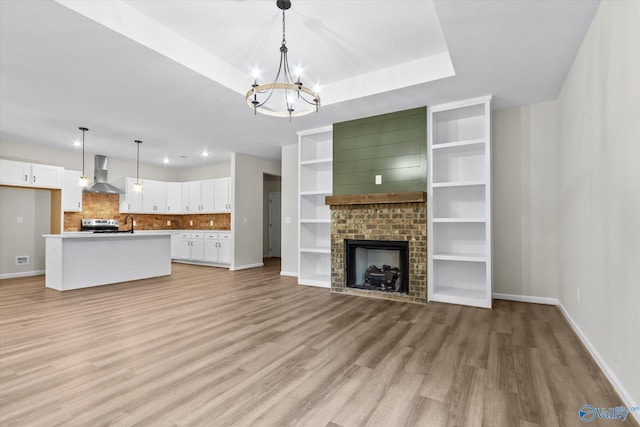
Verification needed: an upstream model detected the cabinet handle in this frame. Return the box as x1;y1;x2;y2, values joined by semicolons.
33;175;36;182
24;174;28;182
77;202;80;208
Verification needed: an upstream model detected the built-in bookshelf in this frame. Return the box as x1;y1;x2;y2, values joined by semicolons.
298;126;333;287
428;96;492;308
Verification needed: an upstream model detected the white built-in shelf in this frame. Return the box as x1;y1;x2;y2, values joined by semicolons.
301;158;332;166
432;138;485;150
298;126;333;288
432;253;486;262
428;96;492;309
300;248;331;254
432;181;485;188
432;218;485;223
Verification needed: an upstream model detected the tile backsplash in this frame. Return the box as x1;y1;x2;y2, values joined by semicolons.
64;192;231;232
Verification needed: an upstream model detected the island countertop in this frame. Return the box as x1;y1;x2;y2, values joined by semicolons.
44;232;171;291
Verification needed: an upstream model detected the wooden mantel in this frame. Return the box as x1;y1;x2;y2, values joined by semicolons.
325;191;426;206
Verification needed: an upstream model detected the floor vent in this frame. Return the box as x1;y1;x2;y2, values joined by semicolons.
16;256;29;265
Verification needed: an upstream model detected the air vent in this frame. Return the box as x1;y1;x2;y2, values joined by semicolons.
16;256;29;265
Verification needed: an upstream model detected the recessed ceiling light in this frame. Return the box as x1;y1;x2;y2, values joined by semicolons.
73;140;81;147
162;157;169;165
202;150;209;158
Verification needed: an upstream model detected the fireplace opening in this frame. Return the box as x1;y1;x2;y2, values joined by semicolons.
345;239;409;293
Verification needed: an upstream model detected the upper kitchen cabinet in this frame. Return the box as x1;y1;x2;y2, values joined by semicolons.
166;182;182;214
214;177;231;212
120;177;143;213
201;179;215;212
141;179;167;213
63;169;83;212
0;159;63;189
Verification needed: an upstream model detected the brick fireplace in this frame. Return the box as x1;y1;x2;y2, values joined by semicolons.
326;192;427;304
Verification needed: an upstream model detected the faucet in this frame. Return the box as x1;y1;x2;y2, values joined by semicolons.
124;215;134;233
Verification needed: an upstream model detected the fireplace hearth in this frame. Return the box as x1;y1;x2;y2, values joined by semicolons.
346;239;409;293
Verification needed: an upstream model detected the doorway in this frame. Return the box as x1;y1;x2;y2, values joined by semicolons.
269;192;281;257
263;174;281;258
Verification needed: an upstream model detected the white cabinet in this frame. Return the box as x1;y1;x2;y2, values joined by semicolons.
142;179;167;213
174;232;204;261
166;182;182;214
63;169;83;212
203;232;231;264
214;177;231;212
0;159;63;189
201;179;215;212
185;181;201;213
298;126;333;288
428;96;492;309
120;177;143;213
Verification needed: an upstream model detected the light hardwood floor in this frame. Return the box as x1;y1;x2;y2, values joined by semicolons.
0;259;634;427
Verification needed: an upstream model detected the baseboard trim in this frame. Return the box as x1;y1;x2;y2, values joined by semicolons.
280;271;298;277
229;263;264;271
557;302;639;422
0;270;45;279
492;292;558;305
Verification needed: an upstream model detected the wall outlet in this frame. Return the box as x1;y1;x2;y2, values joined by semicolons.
375;175;382;185
15;256;29;265
576;287;581;302
133;220;136;226
16;216;23;224
189;220;193;226
166;220;171;226
285;217;291;224
244;218;248;224
210;220;214;226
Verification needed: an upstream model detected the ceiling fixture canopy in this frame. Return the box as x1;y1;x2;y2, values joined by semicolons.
245;0;320;120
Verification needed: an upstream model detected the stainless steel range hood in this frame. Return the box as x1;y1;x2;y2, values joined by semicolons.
84;155;124;194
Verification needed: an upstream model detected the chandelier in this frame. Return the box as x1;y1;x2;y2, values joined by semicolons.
245;0;320;120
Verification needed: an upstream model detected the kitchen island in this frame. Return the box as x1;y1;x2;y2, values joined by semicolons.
43;232;172;291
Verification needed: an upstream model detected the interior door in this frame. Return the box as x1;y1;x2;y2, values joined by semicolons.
269;192;281;257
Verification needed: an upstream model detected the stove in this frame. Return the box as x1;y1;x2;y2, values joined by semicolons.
81;219;120;232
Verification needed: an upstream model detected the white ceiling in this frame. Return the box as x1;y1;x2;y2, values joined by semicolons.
0;0;599;169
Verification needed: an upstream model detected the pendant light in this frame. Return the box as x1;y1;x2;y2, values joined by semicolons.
133;140;143;192
78;127;89;187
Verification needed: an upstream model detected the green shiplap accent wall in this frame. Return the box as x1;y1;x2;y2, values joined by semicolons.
333;107;427;195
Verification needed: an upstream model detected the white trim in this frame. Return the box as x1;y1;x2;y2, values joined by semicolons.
492;292;558;306
557;302;640;422
0;270;45;279
280;271;298;277
229;262;264;271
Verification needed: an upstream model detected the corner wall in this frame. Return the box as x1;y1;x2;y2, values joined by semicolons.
492;102;560;299
557;0;640;406
230;153;281;270
280;144;298;276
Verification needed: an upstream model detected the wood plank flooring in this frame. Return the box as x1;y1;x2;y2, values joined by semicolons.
0;259;634;427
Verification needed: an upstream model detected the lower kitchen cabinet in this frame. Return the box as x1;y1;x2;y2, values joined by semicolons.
172;231;230;266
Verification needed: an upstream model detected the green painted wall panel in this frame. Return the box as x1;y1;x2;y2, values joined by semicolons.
333;107;427;195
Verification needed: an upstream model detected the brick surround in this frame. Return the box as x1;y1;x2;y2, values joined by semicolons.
329;199;427;303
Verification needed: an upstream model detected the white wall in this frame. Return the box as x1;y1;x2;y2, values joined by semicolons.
280;143;298;276
556;0;640;406
0;187;50;277
176;162;230;181
230;153;281;270
493;102;560;299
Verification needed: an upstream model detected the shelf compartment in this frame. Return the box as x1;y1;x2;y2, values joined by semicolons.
432;143;485;183
300;222;330;252
432;218;485;223
300;194;330;221
432;138;485;150
432;103;485;144
299;252;331;288
300;131;333;162
432;259;487;293
431;181;485;188
433;185;486;218
432;253;486;262
300;161;333;193
434;222;486;257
